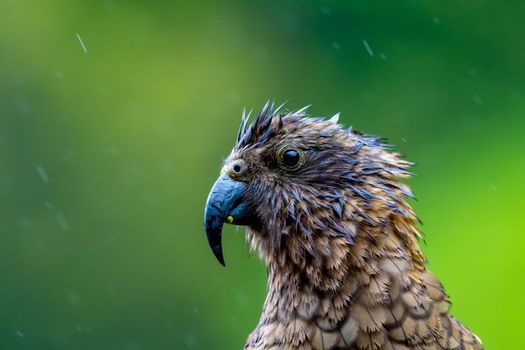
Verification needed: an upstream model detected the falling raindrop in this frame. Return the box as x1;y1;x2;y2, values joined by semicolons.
76;33;88;54
362;40;374;56
36;165;49;183
56;212;70;231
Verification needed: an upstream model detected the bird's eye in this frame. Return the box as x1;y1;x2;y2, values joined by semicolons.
283;150;300;167
277;147;304;171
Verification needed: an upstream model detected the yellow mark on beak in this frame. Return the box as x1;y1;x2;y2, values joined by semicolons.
226;216;234;224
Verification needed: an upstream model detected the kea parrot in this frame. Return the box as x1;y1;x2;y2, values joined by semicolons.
204;102;483;350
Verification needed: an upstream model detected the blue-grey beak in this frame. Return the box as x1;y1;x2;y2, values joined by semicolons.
204;174;248;266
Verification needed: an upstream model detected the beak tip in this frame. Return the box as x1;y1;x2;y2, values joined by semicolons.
211;244;226;266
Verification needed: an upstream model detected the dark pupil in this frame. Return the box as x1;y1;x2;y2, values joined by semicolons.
283;149;300;167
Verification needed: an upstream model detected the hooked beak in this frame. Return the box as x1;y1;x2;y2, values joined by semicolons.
204;174;249;266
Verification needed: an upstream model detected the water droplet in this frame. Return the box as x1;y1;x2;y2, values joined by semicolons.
36;165;49;183
76;33;88;54
362;40;374;56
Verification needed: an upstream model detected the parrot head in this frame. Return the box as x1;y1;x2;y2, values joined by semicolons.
204;101;415;266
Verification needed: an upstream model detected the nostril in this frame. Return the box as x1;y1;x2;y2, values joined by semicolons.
233;164;241;173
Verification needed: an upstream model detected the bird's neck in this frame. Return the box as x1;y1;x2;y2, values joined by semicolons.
250;214;426;326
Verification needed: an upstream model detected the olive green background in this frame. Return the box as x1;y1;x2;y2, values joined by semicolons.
1;1;524;349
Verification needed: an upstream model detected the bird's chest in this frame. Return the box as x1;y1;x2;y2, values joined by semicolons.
244;293;361;350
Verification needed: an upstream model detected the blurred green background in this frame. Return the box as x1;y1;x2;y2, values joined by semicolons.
1;1;524;349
